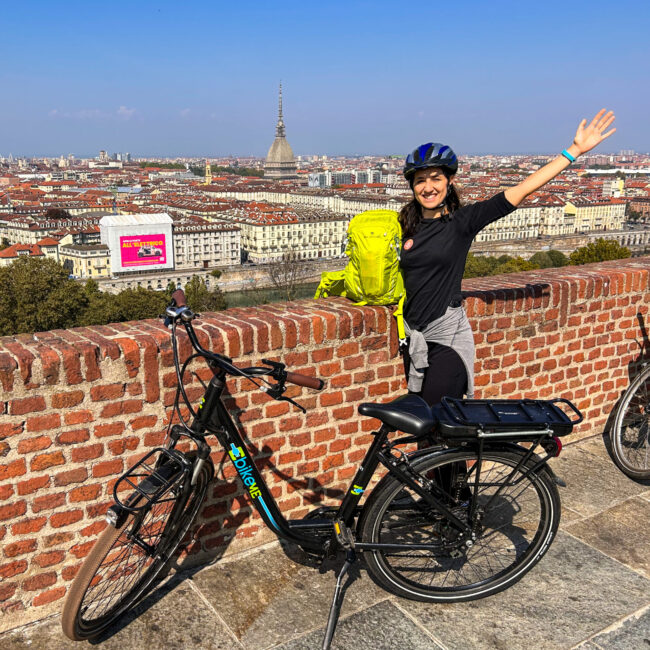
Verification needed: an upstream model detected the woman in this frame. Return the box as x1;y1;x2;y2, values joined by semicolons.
400;109;616;407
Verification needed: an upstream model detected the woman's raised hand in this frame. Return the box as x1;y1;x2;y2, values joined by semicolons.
573;109;616;155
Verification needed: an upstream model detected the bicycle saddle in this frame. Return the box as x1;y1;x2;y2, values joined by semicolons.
358;394;435;436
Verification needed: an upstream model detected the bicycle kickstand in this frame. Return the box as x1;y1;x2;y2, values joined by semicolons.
322;548;356;650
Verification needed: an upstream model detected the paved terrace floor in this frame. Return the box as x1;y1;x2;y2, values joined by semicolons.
1;435;649;650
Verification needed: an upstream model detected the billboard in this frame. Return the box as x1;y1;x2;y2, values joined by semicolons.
120;234;168;268
100;213;174;274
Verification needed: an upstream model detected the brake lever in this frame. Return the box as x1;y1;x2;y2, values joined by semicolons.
260;382;306;413
278;394;306;414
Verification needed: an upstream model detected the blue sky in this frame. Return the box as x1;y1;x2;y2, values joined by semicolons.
1;0;648;157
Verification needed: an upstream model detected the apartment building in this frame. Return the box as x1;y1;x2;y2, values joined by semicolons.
173;223;241;269
59;244;111;278
565;197;627;232
236;211;347;263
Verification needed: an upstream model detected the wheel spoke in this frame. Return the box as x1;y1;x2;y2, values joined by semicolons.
363;450;556;599
613;370;650;477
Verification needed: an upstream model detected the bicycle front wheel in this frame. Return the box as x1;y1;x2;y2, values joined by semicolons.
612;366;650;479
61;454;213;641
359;448;560;602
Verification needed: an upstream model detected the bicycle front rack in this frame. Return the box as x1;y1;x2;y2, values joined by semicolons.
113;447;191;513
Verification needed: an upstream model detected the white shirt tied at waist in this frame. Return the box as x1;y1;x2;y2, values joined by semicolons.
405;305;475;397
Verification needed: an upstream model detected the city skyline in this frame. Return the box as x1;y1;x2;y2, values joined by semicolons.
2;0;648;157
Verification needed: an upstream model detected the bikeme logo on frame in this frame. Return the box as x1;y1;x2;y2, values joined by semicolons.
228;444;262;499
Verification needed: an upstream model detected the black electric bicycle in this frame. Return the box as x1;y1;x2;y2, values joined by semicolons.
62;290;582;648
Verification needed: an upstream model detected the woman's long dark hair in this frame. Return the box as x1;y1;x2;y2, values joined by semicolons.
399;169;462;238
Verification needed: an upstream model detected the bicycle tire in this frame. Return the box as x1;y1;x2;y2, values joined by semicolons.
359;448;560;602
611;365;650;480
61;453;213;640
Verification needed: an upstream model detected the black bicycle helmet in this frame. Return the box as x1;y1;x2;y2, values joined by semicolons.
403;142;458;183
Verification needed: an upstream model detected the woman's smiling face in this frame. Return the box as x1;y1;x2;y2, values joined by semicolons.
412;167;450;214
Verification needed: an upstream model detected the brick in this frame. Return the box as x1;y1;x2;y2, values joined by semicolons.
116;337;141;377
25;413;61;432
129;415;157;430
32;492;66;513
4;539;37;557
0;421;24;439
0;501;27;521
94;422;125;438
32;586;67;607
9;396;46;415
17;475;50;496
64;410;94;425
0;583;17;602
62;563;81;581
0;461;27;487
50;509;83;528
80;520;107;537
92;459;123;478
30;451;65;471
0;560;28;579
100;399;142;418
11;516;47;535
18;435;52;454
56;428;90;445
321;391;343;407
51;390;84;409
72;443;104;462
90;383;125;401
54;467;88;486
69;484;102;502
33;550;65;568
22;571;57;591
108;437;139;455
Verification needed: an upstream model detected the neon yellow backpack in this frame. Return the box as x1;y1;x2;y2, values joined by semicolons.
315;209;404;304
314;210;407;343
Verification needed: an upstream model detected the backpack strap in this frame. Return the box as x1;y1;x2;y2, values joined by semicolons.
393;294;407;351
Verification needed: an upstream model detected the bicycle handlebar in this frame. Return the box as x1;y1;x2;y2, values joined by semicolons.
164;292;326;392
286;372;325;391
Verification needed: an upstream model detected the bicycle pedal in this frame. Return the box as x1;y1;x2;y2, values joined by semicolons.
333;519;355;550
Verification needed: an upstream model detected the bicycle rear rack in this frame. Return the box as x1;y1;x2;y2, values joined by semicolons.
113;448;191;513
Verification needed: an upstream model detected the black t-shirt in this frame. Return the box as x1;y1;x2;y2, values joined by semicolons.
401;192;516;330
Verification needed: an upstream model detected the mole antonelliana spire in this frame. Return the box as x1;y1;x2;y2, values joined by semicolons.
264;83;297;179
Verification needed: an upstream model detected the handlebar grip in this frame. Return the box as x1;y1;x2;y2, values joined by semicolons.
285;372;325;391
171;289;187;307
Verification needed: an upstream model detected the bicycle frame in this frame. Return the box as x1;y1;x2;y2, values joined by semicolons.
166;360;478;554
148;302;562;556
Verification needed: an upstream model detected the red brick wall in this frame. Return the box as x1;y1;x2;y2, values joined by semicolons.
0;257;648;631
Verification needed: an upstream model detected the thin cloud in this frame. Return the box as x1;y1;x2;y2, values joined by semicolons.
179;108;191;118
116;106;136;119
47;107;136;120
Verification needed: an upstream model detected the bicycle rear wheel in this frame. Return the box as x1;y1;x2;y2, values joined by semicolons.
61;454;213;640
611;366;650;480
359;448;560;602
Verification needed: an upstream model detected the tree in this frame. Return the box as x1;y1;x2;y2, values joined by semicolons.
491;257;538;275
111;287;169;322
183;275;227;312
0;257;88;335
569;238;631;265
529;252;554;269
209;269;222;279
268;251;312;301
546;249;569;267
0;237;10;251
464;253;497;278
44;208;71;220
